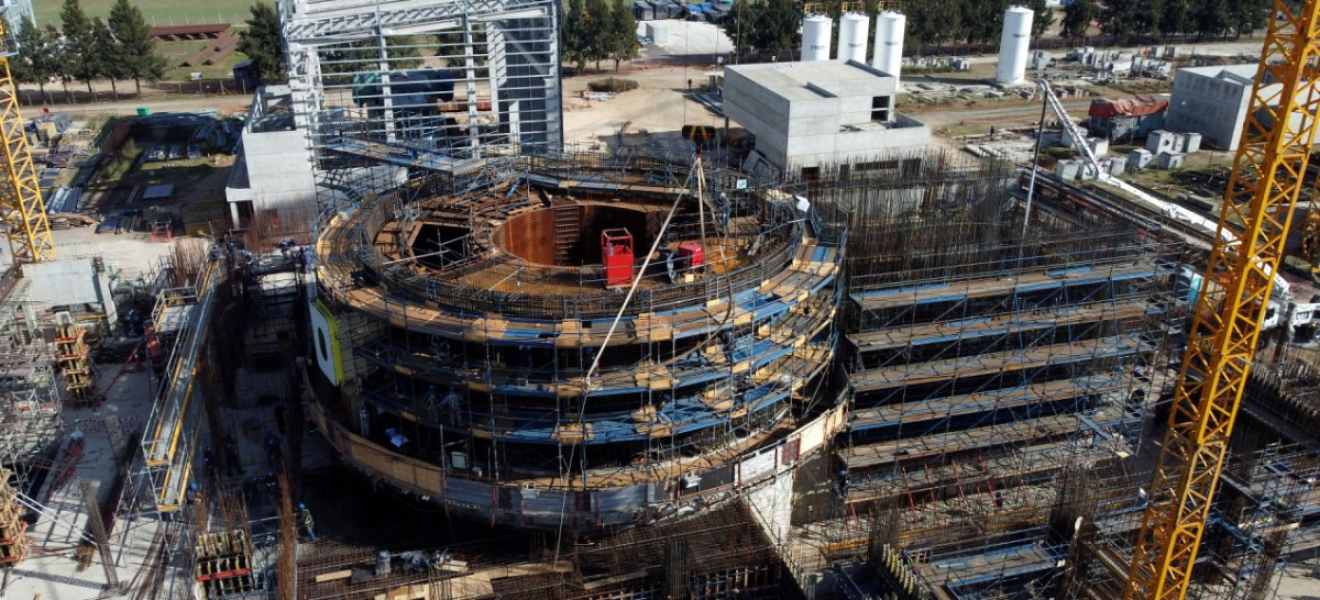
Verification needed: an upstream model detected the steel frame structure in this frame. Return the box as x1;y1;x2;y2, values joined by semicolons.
1123;3;1320;600
279;0;561;176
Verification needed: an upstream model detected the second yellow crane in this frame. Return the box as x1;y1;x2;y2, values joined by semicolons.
1123;3;1320;600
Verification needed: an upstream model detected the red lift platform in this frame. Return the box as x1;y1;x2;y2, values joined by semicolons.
601;229;635;287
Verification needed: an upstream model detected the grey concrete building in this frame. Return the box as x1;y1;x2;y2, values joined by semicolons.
225;86;317;229
723;60;930;177
1165;64;1270;152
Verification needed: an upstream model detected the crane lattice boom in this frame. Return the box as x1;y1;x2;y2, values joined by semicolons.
0;18;54;264
1123;3;1320;600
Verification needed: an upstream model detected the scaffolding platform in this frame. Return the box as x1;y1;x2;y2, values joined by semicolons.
847;376;1127;439
847;299;1161;352
850;335;1155;394
850;261;1168;312
323;139;488;175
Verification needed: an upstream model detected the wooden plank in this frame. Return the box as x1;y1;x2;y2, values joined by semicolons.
314;570;352;582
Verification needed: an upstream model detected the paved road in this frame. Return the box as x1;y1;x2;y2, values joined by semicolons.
21;94;254;118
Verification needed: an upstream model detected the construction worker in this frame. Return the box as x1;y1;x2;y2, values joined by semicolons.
264;429;282;465
299;503;317;540
263;471;280;500
222;436;242;476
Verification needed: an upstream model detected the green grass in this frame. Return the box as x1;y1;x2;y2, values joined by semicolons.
97;139;144;184
136;160;216;186
158;39;251;80
936;123;992;138
33;0;271;28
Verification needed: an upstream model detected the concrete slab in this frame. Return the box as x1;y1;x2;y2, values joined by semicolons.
9;368;191;600
637;20;732;57
21;259;106;307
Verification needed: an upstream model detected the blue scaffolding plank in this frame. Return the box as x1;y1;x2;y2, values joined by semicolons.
852;282;951;301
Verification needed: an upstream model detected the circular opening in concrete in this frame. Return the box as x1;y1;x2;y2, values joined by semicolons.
496;204;656;267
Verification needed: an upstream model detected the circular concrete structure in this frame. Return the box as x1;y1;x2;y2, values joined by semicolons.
307;157;844;530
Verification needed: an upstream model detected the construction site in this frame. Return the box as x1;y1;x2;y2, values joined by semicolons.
3;1;1320;600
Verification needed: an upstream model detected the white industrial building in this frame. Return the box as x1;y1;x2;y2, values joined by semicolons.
723;60;930;177
1164;64;1264;152
225;85;316;229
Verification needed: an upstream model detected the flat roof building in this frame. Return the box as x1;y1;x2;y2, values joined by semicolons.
723;60;929;178
1165;64;1267;152
225;85;318;229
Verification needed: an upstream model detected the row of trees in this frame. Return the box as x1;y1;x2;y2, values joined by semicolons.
11;0;168;100
1065;0;1272;41
561;0;640;72
718;0;1272;61
721;0;1055;61
903;0;1056;50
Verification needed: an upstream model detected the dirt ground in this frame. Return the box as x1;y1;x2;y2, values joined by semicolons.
561;60;725;151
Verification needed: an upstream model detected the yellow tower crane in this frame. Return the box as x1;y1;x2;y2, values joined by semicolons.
1123;4;1320;600
0;16;55;264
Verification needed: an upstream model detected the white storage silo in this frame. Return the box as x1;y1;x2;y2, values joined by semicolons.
872;11;905;83
995;5;1033;84
802;15;832;62
838;12;870;63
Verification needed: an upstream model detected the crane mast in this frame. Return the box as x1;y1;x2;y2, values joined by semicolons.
0;15;54;264
1123;4;1320;600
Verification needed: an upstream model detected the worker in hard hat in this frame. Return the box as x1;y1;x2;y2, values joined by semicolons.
299;503;317;541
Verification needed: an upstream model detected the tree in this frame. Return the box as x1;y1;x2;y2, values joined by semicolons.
721;0;756;60
61;0;100;97
607;0;638;71
560;0;589;72
930;0;962;52
584;0;611;70
963;0;1007;45
46;25;73;101
1158;0;1189;34
93;19;126;100
1101;0;1161;38
1026;0;1056;39
11;16;54;103
108;0;166;94
1191;0;1231;40
237;2;286;83
1062;0;1098;40
904;0;939;50
1228;0;1270;38
752;0;800;60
